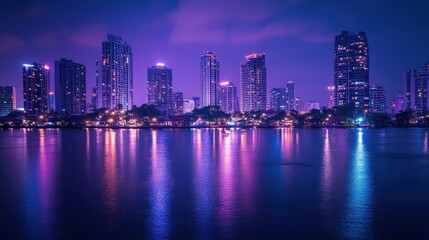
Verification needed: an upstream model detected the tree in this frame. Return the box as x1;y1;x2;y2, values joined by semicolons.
129;104;161;118
193;106;229;122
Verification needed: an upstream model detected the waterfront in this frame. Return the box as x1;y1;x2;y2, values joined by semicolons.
1;128;429;239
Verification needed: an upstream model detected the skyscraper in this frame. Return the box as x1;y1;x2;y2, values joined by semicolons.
240;53;267;112
55;58;86;115
102;34;133;110
270;88;287;111
147;63;173;115
369;84;386;113
48;92;55;112
303;101;320;112
200;51;219;107
219;81;239;114
91;60;99;112
391;88;405;114
334;30;369;111
286;81;295;110
0;86;16;116
327;86;335;109
192;97;201;109
404;63;429;113
173;92;184;115
23;63;50;115
183;99;195;113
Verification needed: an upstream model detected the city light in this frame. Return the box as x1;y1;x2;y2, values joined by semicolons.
156;62;165;67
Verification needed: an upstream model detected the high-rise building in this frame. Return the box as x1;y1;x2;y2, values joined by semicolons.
390;88;405;114
173;92;184;115
219;81;239;114
369;84;386;113
270;88;287;111
303;101;320;112
48;92;55;112
23;63;50;115
147;63;173;115
0;86;16;116
90;60;99;112
200;51;219;107
55;58;86;115
327;86;335;108
102;34;133;110
404;63;429;114
192;97;201;109
240;53;267;112
334;30;369;111
183;99;195;113
286;81;295;110
294;97;304;112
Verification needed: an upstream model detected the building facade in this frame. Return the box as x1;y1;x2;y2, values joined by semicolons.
200;51;219;107
55;58;86;115
183;99;195;113
369;84;386;113
173;92;184;115
192;97;200;109
0;86;16;116
48;92;55;112
270;88;287;111
390;88;405;114
286;81;295;110
102;34;133;110
147;63;173;115
303;101;320;112
334;30;369;111
327;86;334;109
404;63;429;114
240;53;267;112
90;60;99;112
23;63;50;115
219;81;239;114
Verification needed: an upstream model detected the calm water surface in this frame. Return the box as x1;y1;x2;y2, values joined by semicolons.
1;128;429;239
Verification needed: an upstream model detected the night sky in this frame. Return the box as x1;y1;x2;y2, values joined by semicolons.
1;0;428;108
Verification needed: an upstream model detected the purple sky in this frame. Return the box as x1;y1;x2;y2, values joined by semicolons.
1;0;429;108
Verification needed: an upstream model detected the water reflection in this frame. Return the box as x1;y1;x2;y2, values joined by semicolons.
23;129;58;239
342;129;373;239
3;128;429;239
321;129;333;209
103;130;118;219
193;129;213;239
424;132;428;154
149;130;170;239
218;129;236;234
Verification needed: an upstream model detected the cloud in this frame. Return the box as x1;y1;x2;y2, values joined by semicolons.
34;32;61;46
168;0;285;44
229;21;308;44
0;33;26;52
300;33;333;43
167;0;330;45
69;24;108;47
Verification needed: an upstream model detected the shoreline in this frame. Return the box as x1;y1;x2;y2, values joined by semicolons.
1;125;428;130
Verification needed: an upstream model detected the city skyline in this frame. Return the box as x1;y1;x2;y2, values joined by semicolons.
1;0;429;108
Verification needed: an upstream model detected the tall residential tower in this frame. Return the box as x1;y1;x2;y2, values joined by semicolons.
334;31;369;111
200;51;219;107
23;63;50;115
147;63;173;115
404;63;429;113
219;81;239;114
240;53;267;112
55;58;87;115
0;86;16;116
102;34;133;110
